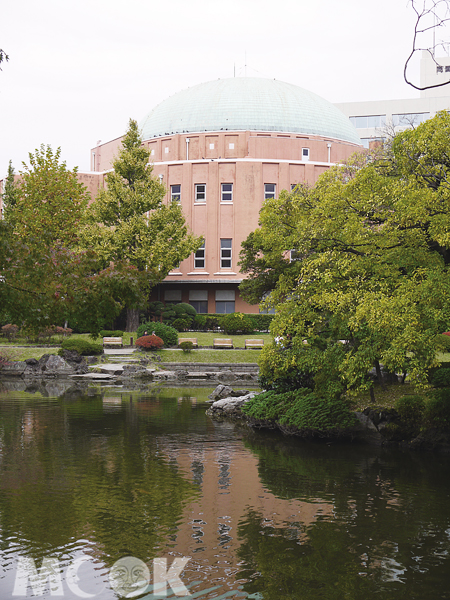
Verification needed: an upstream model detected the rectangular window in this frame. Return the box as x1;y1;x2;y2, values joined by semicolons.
190;300;208;313
220;239;232;269
392;113;430;127
195;184;206;203
302;148;310;161
171;184;181;202
264;183;276;200
215;290;235;314
215;301;235;314
221;183;233;202
349;115;386;128
194;241;205;269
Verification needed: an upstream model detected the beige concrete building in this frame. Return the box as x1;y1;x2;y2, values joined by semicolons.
335;52;450;148
88;78;362;314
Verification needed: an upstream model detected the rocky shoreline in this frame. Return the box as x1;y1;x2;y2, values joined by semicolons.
206;385;450;453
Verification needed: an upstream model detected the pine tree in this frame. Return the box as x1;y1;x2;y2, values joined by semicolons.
1;161;19;222
82;119;202;331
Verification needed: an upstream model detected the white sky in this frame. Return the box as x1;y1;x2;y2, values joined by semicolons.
0;0;445;176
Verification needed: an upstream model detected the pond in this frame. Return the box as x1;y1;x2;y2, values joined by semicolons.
0;382;450;599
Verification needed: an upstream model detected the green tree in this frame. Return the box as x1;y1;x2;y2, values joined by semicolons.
82;119;202;331
239;112;450;398
0;146;142;336
1;161;19;222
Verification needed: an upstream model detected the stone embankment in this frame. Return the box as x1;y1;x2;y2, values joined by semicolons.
206;386;450;452
0;352;259;384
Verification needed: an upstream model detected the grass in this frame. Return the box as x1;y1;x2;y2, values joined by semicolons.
347;382;421;411
157;348;260;363
0;347;59;361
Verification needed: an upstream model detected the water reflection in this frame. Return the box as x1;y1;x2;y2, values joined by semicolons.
0;385;448;598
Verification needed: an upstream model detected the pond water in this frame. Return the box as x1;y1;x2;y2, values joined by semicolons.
0;382;450;599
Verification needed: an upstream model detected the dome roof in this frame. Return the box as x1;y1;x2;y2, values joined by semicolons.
139;77;360;145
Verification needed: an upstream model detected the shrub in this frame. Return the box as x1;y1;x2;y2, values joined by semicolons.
248;314;274;332
192;315;207;330
425;389;450;427
37;325;57;342
394;395;425;424
221;312;254;335
59;338;103;356
135;335;164;350
179;341;194;353
1;324;19;342
137;322;178;347
55;326;72;342
430;367;450;388
172;317;191;332
242;389;356;435
436;334;450;351
99;330;124;338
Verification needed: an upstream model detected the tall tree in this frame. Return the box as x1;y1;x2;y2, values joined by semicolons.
239;112;450;397
0;160;19;222
82;119;202;331
0;146;142;336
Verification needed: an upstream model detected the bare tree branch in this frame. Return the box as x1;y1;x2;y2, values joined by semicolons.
404;0;450;90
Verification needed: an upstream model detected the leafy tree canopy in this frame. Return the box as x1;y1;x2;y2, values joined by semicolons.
239;112;450;395
0;146;142;336
81;119;202;331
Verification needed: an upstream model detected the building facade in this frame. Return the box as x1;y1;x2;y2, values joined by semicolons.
335;52;450;148
88;78;362;314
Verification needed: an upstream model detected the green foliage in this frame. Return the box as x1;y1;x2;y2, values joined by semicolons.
239;113;450;395
430;367;450;388
1;161;19;223
424;389;450;427
80;119;202;331
192;314;207;330
242;389;357;435
135;335;164;350
394;395;426;424
1;324;19;342
137;321;178;346
221;312;254;334
0;147;143;337
59;338;103;356
99;330;124;338
179;341;194;353
172;317;191;331
436;334;450;352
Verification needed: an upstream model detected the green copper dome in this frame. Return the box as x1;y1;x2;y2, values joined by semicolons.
139;77;360;145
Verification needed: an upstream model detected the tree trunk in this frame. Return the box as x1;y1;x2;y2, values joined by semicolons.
374;359;386;390
369;387;376;403
126;307;140;332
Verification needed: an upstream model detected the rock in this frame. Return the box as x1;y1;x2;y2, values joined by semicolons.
208;385;234;400
206;392;257;420
1;362;26;376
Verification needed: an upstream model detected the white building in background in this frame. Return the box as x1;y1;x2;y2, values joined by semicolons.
335;51;450;147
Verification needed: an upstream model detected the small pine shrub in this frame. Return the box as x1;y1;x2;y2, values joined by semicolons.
430;367;450;388
192;315;207;330
137;322;178;346
221;312;254;335
179;341;194;353
425;389;450;428
394;395;426;424
59;338;103;356
135;335;164;350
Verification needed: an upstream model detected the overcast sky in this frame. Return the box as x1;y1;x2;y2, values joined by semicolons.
0;0;446;176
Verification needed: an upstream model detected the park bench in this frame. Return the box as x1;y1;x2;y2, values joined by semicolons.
178;338;198;348
245;339;264;349
103;336;123;348
213;338;233;349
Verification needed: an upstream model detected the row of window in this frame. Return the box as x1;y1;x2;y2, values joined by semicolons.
194;239;232;269
169;183;281;203
350;113;431;129
164;289;236;314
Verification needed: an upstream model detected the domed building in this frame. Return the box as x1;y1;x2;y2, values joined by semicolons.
88;78;361;314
